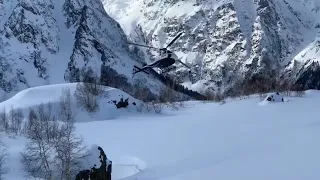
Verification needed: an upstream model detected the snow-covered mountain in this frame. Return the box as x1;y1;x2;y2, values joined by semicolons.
102;0;320;93
0;0;185;101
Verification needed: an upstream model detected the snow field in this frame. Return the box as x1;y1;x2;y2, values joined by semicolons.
0;84;320;180
77;90;320;180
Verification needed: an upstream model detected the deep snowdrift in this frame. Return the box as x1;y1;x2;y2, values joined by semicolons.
1;85;320;180
0;83;142;122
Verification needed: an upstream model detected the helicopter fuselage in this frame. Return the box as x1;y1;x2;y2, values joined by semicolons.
160;50;178;59
148;50;178;69
130;32;184;75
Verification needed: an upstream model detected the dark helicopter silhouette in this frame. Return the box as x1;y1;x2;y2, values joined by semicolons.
128;32;190;75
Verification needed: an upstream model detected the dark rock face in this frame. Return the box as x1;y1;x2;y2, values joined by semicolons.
75;146;112;180
295;62;320;89
0;0;58;94
62;0;128;82
0;0;196;102
5;1;58;54
61;0;195;100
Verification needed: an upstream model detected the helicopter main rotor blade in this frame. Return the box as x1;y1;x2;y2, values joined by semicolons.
176;59;190;69
165;32;183;49
127;42;160;50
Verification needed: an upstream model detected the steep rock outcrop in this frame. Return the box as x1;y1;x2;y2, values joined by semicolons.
103;0;320;93
0;0;192;101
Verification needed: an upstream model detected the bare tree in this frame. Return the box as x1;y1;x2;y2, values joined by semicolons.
0;108;8;134
152;101;165;114
21;90;88;180
74;75;107;113
54;123;88;180
80;67;107;97
23;108;37;137
60;88;74;123
135;103;145;112
55;88;89;180
36;103;58;143
21;104;57;179
74;83;100;113
0;141;8;180
8;107;23;135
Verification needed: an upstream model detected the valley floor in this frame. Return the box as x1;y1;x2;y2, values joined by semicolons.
3;90;320;180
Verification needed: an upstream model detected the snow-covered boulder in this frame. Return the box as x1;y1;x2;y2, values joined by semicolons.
264;92;284;102
76;144;112;180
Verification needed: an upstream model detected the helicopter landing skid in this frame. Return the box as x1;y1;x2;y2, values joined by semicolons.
133;66;149;75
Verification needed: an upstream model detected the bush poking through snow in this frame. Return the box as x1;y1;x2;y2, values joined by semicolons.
153;102;165;114
59;88;74;123
74;82;107;113
74;83;99;113
0;142;8;180
8;107;23;136
136;103;145;112
295;90;305;97
259;93;268;100
145;101;165;114
145;102;153;112
165;101;185;110
137;101;184;113
0;106;25;136
0;108;9;134
74;69;108;113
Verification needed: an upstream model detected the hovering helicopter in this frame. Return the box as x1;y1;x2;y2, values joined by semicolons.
128;32;190;75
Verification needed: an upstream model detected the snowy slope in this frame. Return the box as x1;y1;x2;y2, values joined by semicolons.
0;83;143;121
0;83;147;180
1;84;320;179
0;0;172;101
102;0;320;92
283;32;320;89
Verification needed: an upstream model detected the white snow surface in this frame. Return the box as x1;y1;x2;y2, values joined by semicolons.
1;84;320;179
0;83;143;122
102;0;320;92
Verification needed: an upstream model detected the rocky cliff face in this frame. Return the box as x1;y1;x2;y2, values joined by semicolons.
103;0;320;94
0;0;176;100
